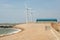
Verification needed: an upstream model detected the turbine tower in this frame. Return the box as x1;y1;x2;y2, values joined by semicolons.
25;0;33;23
25;0;28;23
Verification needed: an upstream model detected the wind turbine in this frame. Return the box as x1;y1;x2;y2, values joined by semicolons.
24;1;29;23
24;0;33;23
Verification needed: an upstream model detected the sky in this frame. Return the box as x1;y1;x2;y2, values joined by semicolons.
0;0;60;23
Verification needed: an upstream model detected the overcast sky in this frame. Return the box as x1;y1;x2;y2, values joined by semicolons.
0;0;60;23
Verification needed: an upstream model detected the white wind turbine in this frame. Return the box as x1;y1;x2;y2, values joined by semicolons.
24;0;33;23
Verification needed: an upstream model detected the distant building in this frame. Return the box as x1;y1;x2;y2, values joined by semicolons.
36;18;57;23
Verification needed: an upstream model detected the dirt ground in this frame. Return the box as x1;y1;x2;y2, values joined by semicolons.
0;23;60;40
